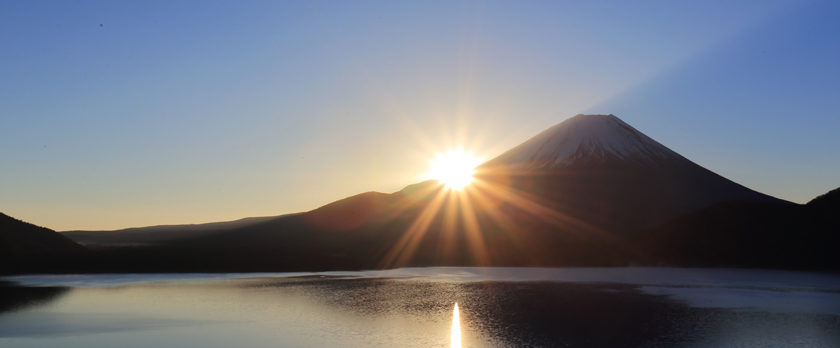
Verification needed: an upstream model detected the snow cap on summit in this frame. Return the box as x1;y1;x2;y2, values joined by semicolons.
486;114;683;169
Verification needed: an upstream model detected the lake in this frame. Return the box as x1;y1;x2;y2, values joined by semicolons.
2;267;840;347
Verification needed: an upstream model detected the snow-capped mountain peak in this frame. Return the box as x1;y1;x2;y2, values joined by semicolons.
485;114;683;169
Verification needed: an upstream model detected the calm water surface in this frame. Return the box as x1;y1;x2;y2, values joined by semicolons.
2;267;840;347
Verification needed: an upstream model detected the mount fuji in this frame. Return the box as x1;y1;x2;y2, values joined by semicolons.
32;114;836;273
478;114;784;234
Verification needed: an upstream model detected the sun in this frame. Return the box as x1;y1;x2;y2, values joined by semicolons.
426;148;482;190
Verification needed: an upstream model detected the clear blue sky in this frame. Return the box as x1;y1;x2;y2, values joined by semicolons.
2;0;837;230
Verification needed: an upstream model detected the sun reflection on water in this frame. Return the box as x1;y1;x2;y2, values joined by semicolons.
451;302;461;348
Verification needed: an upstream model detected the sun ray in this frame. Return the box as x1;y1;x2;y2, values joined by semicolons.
457;188;490;265
463;180;542;264
378;144;630;268
380;187;449;268
440;190;460;259
470;176;602;235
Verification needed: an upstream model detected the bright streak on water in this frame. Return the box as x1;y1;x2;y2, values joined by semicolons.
451;302;461;348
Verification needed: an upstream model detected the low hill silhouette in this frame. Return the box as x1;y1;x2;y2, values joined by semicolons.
642;187;840;269
0;213;85;274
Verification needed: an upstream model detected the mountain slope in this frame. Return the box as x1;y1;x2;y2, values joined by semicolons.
641;186;840;269
478;114;785;233
63;215;284;247
0;213;85;274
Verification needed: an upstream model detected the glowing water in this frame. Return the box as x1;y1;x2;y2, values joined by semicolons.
451;302;461;348
5;269;840;347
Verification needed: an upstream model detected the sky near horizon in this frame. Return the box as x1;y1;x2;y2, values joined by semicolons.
2;0;838;231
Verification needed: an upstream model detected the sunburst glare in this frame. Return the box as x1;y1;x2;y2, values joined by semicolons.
426;149;482;190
